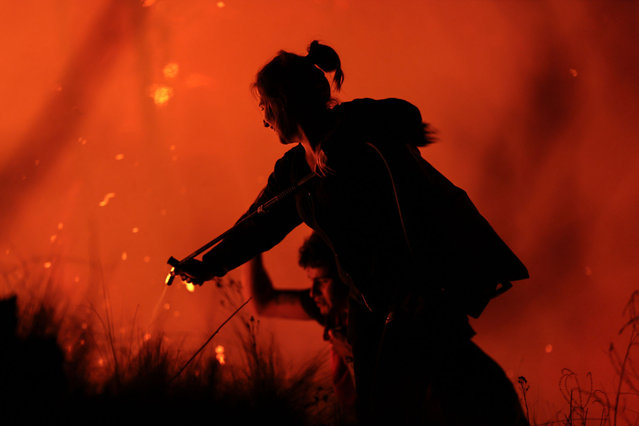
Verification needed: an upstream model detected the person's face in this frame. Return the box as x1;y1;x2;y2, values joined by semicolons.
306;266;335;316
259;100;275;128
259;98;297;145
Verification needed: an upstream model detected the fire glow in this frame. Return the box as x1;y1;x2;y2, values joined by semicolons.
215;345;226;365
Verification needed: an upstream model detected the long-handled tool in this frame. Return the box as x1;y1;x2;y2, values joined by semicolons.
165;172;316;286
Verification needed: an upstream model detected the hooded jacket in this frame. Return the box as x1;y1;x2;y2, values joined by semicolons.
203;98;529;317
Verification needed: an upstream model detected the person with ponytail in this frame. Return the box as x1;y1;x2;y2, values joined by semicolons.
176;41;529;425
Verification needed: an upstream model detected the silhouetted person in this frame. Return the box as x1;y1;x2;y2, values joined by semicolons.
243;232;356;423
175;41;529;424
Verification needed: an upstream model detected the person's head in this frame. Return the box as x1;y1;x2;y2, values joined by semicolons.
253;41;344;145
298;232;347;316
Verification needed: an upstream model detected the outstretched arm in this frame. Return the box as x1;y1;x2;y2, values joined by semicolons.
242;254;314;320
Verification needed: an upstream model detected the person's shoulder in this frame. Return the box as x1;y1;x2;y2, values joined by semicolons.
338;97;420;113
334;98;430;146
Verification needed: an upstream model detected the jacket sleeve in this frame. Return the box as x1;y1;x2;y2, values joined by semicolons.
201;148;304;275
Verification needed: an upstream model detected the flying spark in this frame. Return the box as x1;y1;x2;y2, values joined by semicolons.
215;345;226;365
163;63;179;79
98;193;116;207
545;344;553;353
44;261;52;269
152;85;174;106
115;153;124;160
121;252;128;261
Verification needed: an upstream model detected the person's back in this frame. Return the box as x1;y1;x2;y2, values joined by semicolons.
174;40;529;425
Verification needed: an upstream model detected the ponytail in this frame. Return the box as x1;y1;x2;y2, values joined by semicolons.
306;40;344;90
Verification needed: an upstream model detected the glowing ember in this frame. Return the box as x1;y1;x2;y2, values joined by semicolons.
163;63;179;79
132;227;139;233
215;345;226;365
152;85;174;106
545;344;553;353
143;333;152;342
98;192;116;207
44;261;52;269
115;153;125;160
121;252;128;261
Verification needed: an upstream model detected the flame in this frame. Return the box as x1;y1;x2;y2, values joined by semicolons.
165;267;175;285
215;345;226;365
185;282;195;293
98;192;115;207
151;85;173;106
163;63;179;79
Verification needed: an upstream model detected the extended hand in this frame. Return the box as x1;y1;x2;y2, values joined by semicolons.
173;258;219;286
